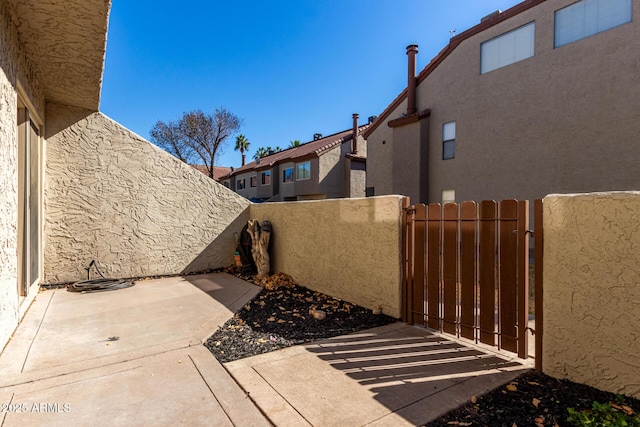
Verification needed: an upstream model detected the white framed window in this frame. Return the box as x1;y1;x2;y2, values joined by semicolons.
481;22;535;74
283;167;294;183
443;122;456;160
296;161;310;180
250;176;257;187
554;0;632;48
237;178;246;190
261;170;271;185
442;189;456;204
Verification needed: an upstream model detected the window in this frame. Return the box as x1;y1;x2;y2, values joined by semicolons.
250;176;257;187
296;161;310;180
365;187;375;197
442;189;456;204
236;178;246;190
481;22;535;74
554;0;631;47
283;167;294;183
261;170;271;185
222;181;229;188
442;122;456;160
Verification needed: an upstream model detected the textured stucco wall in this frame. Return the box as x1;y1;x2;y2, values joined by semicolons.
249;196;404;318
44;104;250;283
543;192;640;398
0;0;45;351
8;0;109;110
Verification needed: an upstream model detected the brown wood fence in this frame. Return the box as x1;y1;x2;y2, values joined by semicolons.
402;198;543;362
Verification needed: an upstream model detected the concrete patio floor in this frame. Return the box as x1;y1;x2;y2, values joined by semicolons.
1;272;533;426
0;273;269;426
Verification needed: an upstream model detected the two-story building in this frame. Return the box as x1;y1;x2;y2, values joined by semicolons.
222;115;368;202
365;0;639;205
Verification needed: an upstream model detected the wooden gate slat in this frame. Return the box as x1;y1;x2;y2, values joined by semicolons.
478;200;496;346
534;199;544;370
460;201;476;340
499;200;518;352
517;200;530;358
443;203;457;335
413;204;427;325
401;198;412;323
427;203;441;330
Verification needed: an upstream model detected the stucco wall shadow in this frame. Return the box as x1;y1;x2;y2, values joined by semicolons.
249;196;404;318
543;192;640;398
43;103;251;283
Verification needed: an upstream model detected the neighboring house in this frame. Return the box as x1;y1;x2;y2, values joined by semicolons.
365;0;640;205
191;165;233;181
0;1;249;351
221;115;368;202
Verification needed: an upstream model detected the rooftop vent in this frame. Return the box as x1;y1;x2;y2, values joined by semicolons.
368;115;377;124
268;150;274;155
313;133;323;140
481;10;502;22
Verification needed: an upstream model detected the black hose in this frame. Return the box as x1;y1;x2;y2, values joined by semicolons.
67;278;134;293
67;260;135;293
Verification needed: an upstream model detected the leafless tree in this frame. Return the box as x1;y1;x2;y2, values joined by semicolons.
150;108;242;178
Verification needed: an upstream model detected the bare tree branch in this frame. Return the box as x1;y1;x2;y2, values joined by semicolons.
150;108;242;178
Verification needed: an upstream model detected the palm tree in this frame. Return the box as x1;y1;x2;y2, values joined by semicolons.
253;147;268;160
234;134;250;166
289;140;301;148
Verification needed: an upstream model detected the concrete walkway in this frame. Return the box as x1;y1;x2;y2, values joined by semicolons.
0;273;269;426
1;272;533;426
226;323;532;426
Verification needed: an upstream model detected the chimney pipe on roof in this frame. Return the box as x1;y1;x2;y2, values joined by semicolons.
406;44;418;115
352;113;359;154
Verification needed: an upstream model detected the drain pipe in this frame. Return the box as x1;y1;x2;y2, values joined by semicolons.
351;113;359;154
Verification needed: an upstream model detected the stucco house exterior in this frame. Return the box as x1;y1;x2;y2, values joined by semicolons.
221;116;368;202
0;1;250;351
365;0;640;205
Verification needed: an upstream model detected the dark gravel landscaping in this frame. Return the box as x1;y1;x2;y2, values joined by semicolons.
205;271;640;426
424;370;640;427
204;272;396;364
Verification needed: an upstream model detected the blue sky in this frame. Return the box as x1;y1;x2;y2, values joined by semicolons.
101;0;522;169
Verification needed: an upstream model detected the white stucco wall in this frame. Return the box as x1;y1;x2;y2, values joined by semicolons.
44;104;250;283
0;0;45;351
543;192;640;398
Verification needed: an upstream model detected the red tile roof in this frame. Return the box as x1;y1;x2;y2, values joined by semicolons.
191;165;233;181
223;124;370;178
363;0;546;139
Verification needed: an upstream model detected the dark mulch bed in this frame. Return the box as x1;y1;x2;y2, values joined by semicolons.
424;370;640;427
204;272;396;364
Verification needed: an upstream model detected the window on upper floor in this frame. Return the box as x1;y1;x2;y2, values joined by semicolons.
442;189;456;204
237;178;246;190
261;170;271;185
296;161;310;180
554;0;632;48
250;176;257;187
283;167;294;183
443;122;456;160
481;22;535;74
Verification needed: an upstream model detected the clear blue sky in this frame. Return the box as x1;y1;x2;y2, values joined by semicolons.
101;0;522;169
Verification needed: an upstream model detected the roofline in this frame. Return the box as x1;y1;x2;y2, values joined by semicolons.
223;124;369;178
363;0;546;139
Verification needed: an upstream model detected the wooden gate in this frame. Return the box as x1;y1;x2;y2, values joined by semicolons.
402;198;540;360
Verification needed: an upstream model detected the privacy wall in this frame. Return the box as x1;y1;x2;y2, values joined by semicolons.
44;104;250;283
543;192;640;398
250;196;404;318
